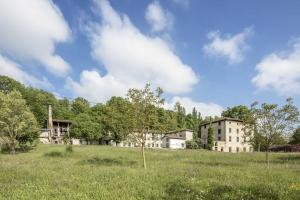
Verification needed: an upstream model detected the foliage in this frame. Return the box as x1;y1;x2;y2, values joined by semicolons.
222;105;252;121
185;140;199;149
247;98;299;167
126;84;167;169
0;91;39;154
70;113;102;144
207;126;214;150
290;128;300;144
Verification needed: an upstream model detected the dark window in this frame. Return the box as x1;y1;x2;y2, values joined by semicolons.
236;147;239;153
237;137;239;142
215;147;218;151
237;129;239;134
152;143;154;147
156;144;159;147
148;144;150;148
243;147;246;152
218;136;221;141
229;147;232;152
204;125;206;129
229;136;232;142
215;142;217;146
229;128;231;133
218;121;221;126
218;129;221;134
244;137;246;142
221;147;224;152
229;122;231;124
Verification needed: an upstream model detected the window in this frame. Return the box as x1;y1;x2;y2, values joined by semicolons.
218;129;221;134
243;147;246;152
218;121;221;126
229;136;232;142
181;143;185;148
152;143;155;147
229;128;231;133
128;143;131;147
244;137;247;142
237;137;239;142
236;147;239;153
215;142;218;146
215;147;218;151
229;122;231;124
237;123;239;126
237;129;239;134
204;125;206;129
221;147;224;152
229;147;232;152
148;143;150;148
218;136;221;141
156;143;159;147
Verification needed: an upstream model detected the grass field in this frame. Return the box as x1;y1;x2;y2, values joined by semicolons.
0;145;300;200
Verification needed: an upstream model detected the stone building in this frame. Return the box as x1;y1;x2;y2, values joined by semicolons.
200;118;253;153
40;105;71;144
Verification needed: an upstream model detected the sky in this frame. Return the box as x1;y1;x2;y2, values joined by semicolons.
0;0;300;117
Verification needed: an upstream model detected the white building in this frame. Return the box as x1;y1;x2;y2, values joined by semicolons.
200;118;253;153
119;129;194;149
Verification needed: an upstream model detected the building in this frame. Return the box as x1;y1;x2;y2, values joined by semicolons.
200;118;253;153
40;105;72;144
118;130;194;149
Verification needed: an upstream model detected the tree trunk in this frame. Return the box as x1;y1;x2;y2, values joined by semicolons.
142;143;147;169
266;148;270;169
10;140;16;154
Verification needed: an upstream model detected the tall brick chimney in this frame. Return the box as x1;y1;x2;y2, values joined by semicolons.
47;104;53;139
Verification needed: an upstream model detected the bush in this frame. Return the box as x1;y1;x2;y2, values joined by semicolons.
186;140;199;149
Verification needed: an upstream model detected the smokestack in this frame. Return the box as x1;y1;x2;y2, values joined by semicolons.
48;104;53;138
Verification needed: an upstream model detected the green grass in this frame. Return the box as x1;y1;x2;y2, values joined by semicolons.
0;145;300;200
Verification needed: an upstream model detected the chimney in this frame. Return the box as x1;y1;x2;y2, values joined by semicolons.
47;104;53;132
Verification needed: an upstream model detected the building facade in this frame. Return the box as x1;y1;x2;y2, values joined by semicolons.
119;130;194;149
200;118;253;153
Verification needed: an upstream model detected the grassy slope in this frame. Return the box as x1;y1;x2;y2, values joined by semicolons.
0;145;299;200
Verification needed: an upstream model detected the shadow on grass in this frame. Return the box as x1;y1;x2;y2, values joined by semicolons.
189;160;244;167
79;156;137;167
164;181;288;200
277;155;300;162
44;151;65;157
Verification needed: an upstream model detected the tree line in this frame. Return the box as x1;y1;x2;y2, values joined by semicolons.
1;75;300;165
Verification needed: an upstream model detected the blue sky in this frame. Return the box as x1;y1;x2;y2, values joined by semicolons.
0;0;300;116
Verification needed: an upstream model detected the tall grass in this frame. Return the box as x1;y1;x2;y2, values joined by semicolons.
0;145;299;199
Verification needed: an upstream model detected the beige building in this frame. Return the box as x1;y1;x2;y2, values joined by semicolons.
200;118;253;153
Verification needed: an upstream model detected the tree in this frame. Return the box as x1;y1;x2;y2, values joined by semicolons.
174;102;186;129
247;98;299;167
101;97;132;144
0;91;39;154
222;105;252;121
207;126;214;150
290;128;300;144
71;97;90;115
0;75;25;94
126;84;166;169
70;113;102;144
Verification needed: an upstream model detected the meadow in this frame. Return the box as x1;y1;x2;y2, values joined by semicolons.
0;145;299;200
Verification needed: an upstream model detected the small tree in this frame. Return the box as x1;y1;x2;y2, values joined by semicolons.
207;126;214;150
0;91;39;154
126;84;165;169
247;98;299;167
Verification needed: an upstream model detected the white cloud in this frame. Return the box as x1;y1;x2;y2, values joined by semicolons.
68;0;198;102
203;27;253;64
66;70;127;103
252;39;300;95
0;54;52;89
145;1;174;32
0;0;71;76
165;96;224;117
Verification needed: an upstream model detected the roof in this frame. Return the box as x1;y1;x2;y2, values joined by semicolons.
200;117;243;127
165;129;194;134
52;119;72;123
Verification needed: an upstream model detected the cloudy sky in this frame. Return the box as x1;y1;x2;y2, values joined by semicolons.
1;0;300;117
